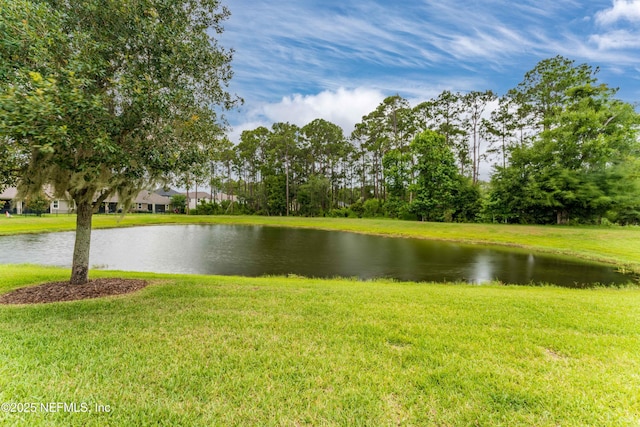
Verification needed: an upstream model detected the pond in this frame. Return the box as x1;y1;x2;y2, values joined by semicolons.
0;224;632;287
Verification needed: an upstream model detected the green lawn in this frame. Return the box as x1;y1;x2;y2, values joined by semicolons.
1;216;639;425
0;265;639;426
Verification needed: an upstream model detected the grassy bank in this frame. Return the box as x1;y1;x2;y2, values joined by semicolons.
0;265;639;426
2;214;640;274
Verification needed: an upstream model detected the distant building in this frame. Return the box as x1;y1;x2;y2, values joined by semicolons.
0;186;236;215
182;190;237;210
101;190;172;214
0;187;18;214
0;186;74;215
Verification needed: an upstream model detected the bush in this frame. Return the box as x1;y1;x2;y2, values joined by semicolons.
363;198;383;218
192;201;220;215
383;198;410;219
349;200;364;218
170;194;187;214
328;208;350;218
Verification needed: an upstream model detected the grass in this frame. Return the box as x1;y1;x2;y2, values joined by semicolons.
0;265;639;426
1;216;639;425
2;213;640;274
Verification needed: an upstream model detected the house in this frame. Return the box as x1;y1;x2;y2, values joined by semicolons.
48;199;75;214
0;187;75;215
101;190;172;214
183;191;214;210
131;191;172;213
182;190;237;210
0;187;19;214
1;186;176;215
1;185;236;215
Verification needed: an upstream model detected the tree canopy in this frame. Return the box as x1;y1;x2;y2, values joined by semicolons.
200;56;639;226
0;0;238;284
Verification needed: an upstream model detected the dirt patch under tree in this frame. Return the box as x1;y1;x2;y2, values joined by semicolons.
0;278;148;305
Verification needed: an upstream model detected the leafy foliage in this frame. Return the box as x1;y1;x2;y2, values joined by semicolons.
485;82;640;224
410;131;460;222
24;191;50;216
211;57;638;225
0;0;237;283
170;194;187;214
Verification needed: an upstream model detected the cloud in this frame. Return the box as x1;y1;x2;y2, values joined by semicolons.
590;29;640;49
595;0;640;25
220;0;640;140
226;120;271;145
227;79;500;144
586;1;640;56
229;84;502;143
232;87;386;139
222;1;552;104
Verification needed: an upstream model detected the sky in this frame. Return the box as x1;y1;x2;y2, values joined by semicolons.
218;0;640;141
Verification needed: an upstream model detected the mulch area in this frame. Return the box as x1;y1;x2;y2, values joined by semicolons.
0;278;148;305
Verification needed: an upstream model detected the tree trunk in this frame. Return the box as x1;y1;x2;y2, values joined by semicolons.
70;200;93;285
556;210;569;225
186;184;190;215
285;157;290;217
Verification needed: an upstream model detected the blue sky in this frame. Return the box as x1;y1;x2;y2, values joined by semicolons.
219;0;640;139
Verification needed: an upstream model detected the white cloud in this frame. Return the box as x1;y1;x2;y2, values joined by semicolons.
251;87;386;136
590;29;640;49
596;0;640;25
220;0;640;144
227;120;270;145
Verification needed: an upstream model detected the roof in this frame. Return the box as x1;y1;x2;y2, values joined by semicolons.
0;186;221;204
105;191;171;205
154;188;181;197
181;191;213;199
0;185;68;201
0;187;18;200
134;191;171;204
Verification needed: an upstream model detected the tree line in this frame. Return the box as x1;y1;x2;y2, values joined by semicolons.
192;56;640;224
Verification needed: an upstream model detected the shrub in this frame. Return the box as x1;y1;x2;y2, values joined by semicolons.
363;198;383;218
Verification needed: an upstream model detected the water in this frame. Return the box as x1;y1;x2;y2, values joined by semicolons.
0;224;632;287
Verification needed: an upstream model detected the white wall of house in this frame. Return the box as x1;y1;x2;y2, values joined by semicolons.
186;192;236;209
49;199;74;214
187;194;214;210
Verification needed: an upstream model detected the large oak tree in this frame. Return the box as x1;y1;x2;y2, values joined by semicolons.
0;0;237;284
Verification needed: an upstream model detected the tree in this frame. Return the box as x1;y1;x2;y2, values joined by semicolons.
236;127;268;212
268;122;299;216
300;118;347;209
536;83;639;223
431;91;467;175
0;137;20;191
451;176;481;222
219;139;237;213
25;192;50;216
461;90;496;184
410;130;459;222
353;109;387;199
297;174;330;216
483;96;517;169
170;194;187;214
0;0;237;284
509;55;597;133
485;82;640;224
382;148;411;200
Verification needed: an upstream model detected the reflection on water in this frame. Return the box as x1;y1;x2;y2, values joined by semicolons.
0;224;632;287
